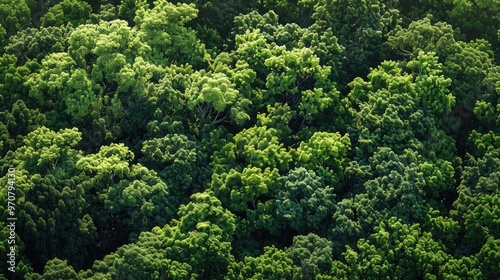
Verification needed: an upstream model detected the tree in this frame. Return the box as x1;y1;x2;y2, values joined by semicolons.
294;131;351;188
464;195;500;252
85;191;237;279
140;133;211;200
341;217;449;279
286;233;334;279
450;130;500;254
186;71;241;132
343;56;457;166
264;47;339;126
407;51;455;114
476;237;500;279
439;256;482;279
76;143;175;248
308;0;401;77
210;107;293;241
134;0;210;68
40;0;91;27
387;15;459;59
118;0;149;23
5;25;72;64
228;11;345;129
25;258;78;280
0;54;39;112
274;168;336;233
226;246;299;279
24;52;78;126
24;19;159;149
409;0;500;45
387;16;495;112
331;148;432;254
0;100;46;160
473;65;500;131
144;64;194;138
0;0;32;48
172;0;257;50
165;191;236;279
0;127;96;271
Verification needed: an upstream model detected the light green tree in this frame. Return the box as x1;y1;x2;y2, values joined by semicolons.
40;0;91;27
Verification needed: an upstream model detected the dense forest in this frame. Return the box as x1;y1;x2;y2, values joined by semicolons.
0;0;499;279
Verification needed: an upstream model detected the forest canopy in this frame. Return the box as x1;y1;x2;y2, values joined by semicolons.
0;0;499;279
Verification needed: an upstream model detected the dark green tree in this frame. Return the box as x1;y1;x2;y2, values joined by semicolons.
0;127;96;271
274;168;336;233
308;0;401;77
286;233;334;279
76;143;175;247
25;258;78;280
5;25;72;64
0;0;32;48
84;191;236;279
226;246;300;279
451;130;500;254
0;54;39;112
0;100;46;160
140;133;211;199
342;217;449;279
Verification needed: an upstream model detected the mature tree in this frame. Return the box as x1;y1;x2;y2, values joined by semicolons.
40;0;91;27
80;191;236;279
171;0;257;50
144;64;194;138
134;0;210;68
0;54;39;112
25;258;78;280
387;16;495;112
464;195;500;252
331;148;435;253
451;130;500;254
474;65;500;131
5;25;72;64
0;100;46;160
286;233;334;279
23;49;121;149
228;11;345;129
407;51;454;114
274;168;336;233
308;0;401;77
343;55;458;175
164;191;236;279
294;131;351;188
118;0;149;23
439;256;482;279
186;70;241;133
226;246;300;280
476;237;500;279
0;127;96;271
341;217;449;279
387;15;460;59
140;133;211;199
76;143;175;248
229;11;280;50
0;0;32;48
406;0;500;45
210;106;293;245
422;209;460;252
264;47;339;127
24;19;160;149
